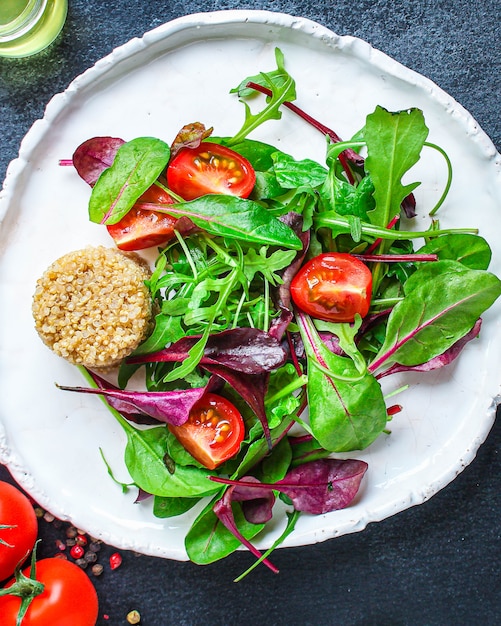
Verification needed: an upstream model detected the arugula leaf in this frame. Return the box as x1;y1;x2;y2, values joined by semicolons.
364;107;429;228
228;48;296;144
319;171;375;219
241;246;297;284
89;137;170;224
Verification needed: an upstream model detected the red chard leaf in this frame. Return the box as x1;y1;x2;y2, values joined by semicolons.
56;380;207;426
87;371;160;425
211;458;368;515
275;458;368;514
213;487;278;574
128;327;287;374
227;477;276;525
72;136;125;187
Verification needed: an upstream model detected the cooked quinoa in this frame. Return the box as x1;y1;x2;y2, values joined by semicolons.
32;246;153;369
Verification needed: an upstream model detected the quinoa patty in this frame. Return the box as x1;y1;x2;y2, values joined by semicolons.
32;246;153;369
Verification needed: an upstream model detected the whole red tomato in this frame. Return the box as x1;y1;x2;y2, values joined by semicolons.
0;558;98;626
0;481;38;582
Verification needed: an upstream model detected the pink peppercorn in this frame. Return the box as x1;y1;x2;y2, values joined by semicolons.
70;544;85;559
109;552;122;570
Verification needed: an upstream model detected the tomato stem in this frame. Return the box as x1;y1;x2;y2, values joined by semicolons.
0;543;45;626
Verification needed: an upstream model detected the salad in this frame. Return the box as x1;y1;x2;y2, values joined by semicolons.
47;48;500;578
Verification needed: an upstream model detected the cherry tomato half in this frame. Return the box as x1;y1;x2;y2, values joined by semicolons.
0;558;99;626
107;183;177;251
0;481;38;582
166;142;256;201
169;393;245;470
290;253;373;323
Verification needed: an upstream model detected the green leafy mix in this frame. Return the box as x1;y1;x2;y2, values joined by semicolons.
71;48;501;579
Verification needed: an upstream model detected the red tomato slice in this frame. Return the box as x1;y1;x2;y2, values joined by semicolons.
0;481;38;582
0;558;98;626
169;393;245;470
290;253;373;323
107;184;176;251
166;142;256;201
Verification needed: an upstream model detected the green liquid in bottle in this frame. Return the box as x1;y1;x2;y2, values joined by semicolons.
0;0;68;58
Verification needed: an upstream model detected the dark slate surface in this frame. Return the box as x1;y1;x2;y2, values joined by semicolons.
1;2;500;625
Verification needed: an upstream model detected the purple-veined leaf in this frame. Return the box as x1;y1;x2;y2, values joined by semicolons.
275;458;368;513
213;485;279;574
297;310;388;452
128;328;283;448
88;370;159;425
56;379;207;426
377;319;482;378
72;136;125;187
211;458;368;515
369;263;501;372
89;137;171;225
228;476;276;524
128;327;287;374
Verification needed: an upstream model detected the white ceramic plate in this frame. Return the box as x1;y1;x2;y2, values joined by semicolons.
1;10;500;561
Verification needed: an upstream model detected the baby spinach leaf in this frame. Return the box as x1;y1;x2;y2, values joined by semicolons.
214;136;284;171
370;262;501;371
416;233;492;270
153;495;200;518
364;107;428;228
141;195;302;249
185;499;265;565
166;430;206;468
297;312;387;452
271;152;328;189
89;137;170;224
123;425;218;498
259;437;293;483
